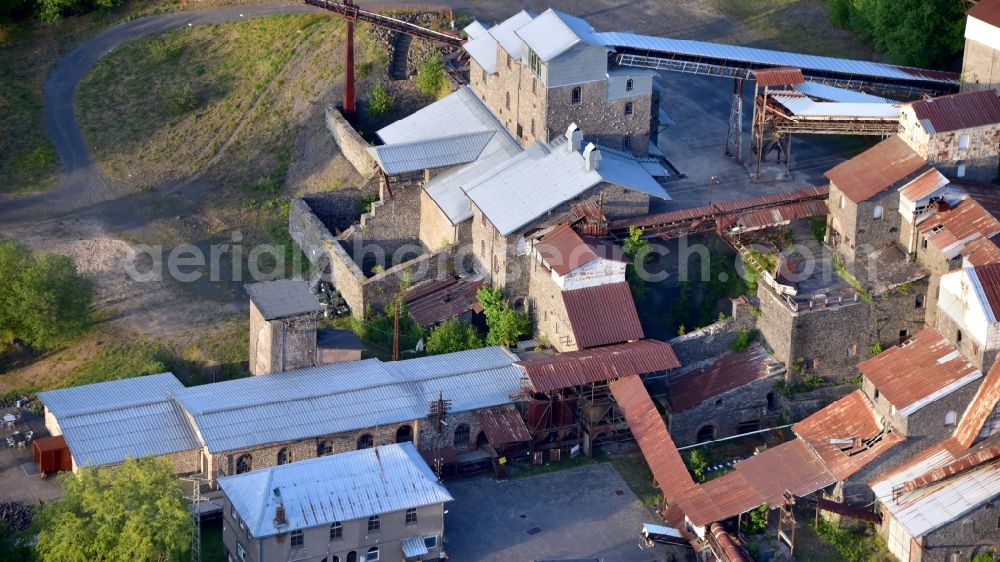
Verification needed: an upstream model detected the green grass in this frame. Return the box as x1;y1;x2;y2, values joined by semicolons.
65;342;169;387
810;519;894;562
833;254;873;303
509;449;608;479
201;522;225;562
607;453;661;506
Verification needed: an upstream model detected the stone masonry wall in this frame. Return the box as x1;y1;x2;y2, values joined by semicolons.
326;105;374;178
526;258;577;351
668;376;784;447
546;80;652;155
921;499;1000;562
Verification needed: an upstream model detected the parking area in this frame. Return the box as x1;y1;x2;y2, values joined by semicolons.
0;407;63;505
443;463;669;562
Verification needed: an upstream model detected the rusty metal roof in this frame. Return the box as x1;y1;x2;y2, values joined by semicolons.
903;439;1000;492
475;405;532;446
793;390;906;480
918;195;1000;255
825;136;927;203
858;327;982;415
954;358;1000;448
405;276;486;326
734;199;828;232
971;263;1000;320
963;235;1000;267
669;343;773;412
519;339;680;392
609;375;698;500
536;224;598;276
898;168;949;202
753;67;805;88
562;282;644;348
908;89;1000;133
969;0;1000;27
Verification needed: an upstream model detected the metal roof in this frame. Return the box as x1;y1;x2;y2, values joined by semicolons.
218;442;453;538
562;282;644;349
38;372;184;418
463;20;488;40
402;536;430;558
971;263;1000;320
955;358;1000;448
174;347;524;453
668;343;773;412
753;67;804;88
514;8;605;62
858;327;982;416
908;89;1000;133
376;86;518;149
462;10;535;73
769;94;899;118
519;340;680;392
969;0;1000;28
423;147;521;225
536;225;598;277
795;80;895;104
367;131;495;175
965;235;1000;267
733;199;828;232
597;149;671;199
898;168;949;202
245;279;320;320
918;191;1000;256
405;275;485;326
475;405;532;446
793;390;905;480
825;136;927;203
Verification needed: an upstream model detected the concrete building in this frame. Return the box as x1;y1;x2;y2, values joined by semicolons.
219;442;452;562
246;279;321;375
962;0;1000;93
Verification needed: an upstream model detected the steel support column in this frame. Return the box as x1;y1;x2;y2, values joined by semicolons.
725;77;744;162
343;8;356;119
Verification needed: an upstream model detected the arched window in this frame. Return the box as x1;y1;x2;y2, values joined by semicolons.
317;440;333;457
330;521;343;540
626;78;634;91
945;411;957;426
395;425;413;443
235;454;252;474
476;430;489;448
276;447;291;465
347;552;357;562
367;547;380;561
957;329;963;343
367;515;380;533
696;425;716;443
357;434;374;450
571;87;581;104
873;205;883;220
454;423;470;447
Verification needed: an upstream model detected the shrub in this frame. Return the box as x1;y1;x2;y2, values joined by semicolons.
367;83;394;116
476;286;530;348
730;329;758;352
415;54;446;97
745;504;769;534
425;319;483;355
684;448;709;482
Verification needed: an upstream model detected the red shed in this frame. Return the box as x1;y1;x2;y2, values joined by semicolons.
33;435;72;474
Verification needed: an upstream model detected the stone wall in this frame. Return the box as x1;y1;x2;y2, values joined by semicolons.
668;375;784;447
249;303;317;376
361;248;457;316
827;182;900;264
546;80;652;155
326;105;374;178
344;183;425;273
919;498;1000;562
899;106;1000;183
527;258;577;351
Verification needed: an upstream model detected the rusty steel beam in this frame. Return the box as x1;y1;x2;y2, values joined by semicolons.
305;0;463;46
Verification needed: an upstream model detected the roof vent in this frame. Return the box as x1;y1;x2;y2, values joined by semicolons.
583;142;601;172
565;123;583;153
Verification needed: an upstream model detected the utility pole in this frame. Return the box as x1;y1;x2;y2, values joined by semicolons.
183;477;204;562
392;295;400;361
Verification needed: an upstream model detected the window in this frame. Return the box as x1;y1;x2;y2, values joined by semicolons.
291;529;304;548
367;515;380;533
957;162;967;177
622;136;631;151
945;411;957;426
396;425;413;443
839;196;845;209
235;454;252;475
957;329;963;343
624;101;633;116
767;392;778;411
505;92;510;110
506;52;511;69
527;49;542;78
357;434;374;450
317;440;332;457
873;205;883;220
959;134;970;149
571;87;581;104
530;119;535;136
330;521;343;540
237;542;246;561
516;123;523;138
922;237;928;250
277;447;291;465
847;343;858;357
481;68;487;83
626;78;634;92
915;294;924;309
696;425;716;443
366;547;380;561
454;423;470;447
405;508;418;525
874;388;880;400
899;330;909;343
424;536;438;550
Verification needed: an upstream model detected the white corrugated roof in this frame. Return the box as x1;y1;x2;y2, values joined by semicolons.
424;147;520;224
462;10;535;73
38;373;203;467
795;81;896;104
463;20;488;40
597;148;671;199
218;443;453;538
770;94;900;118
368;131;495;175
515;9;606;62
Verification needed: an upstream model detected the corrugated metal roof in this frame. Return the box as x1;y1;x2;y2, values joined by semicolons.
515;8;605;62
825;136;927;203
562;282;644;348
599;31;957;85
954;353;1000;448
218;443;453;538
753;67;804;88
402;536;430;558
858;327;982;415
898;168;949;202
475;405;531;446
423;146;522;225
793;390;905;481
377;86;518;148
174;347;524;453
536;225;598;276
405;276;485;326
462;10;535;73
368;131;494;175
519;339;680;392
908;89;1000;133
463;20;488;40
971;263;1000;320
964;235;1000;267
669;343;773;412
597;149;671;199
795;81;895;104
969;0;1000;28
38;372;184;418
245;279;320;320
770;94;899;118
734;199;828;231
903;440;1000;492
918;193;1000;256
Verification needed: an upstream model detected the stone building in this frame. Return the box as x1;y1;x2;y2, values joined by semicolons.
936;264;1000;372
464;9;656;154
219;442;452;562
897;89;1000;184
246;279;321;376
961;0;1000;93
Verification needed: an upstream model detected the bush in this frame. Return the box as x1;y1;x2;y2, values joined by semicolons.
415;54;447;97
745;504;769;534
730;329;758;352
367;82;394;116
684;448;710;482
476;286;530;348
425;319;483;355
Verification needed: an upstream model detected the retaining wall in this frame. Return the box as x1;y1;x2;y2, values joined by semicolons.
326;105;374;178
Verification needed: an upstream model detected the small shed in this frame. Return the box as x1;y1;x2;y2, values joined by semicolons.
33;435;72;474
316;328;364;365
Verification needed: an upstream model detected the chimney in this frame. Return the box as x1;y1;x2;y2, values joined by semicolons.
273;487;287;527
564;123;583;153
583;143;601;172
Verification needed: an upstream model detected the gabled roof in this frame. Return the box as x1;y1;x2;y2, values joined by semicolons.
753;67;805;88
562;282;644;348
898;168;949;202
970;263;1000;320
597;149;671;199
367;131;494;175
514;8;606;62
954;349;1000;448
794;390;905;480
463;20;488;40
246;279;320;320
858;328;982;415
969;0;1000;27
918;188;1000;257
908;89;1000;134
405;276;485;326
795;80;894;104
218;443;453;538
825;136;927;203
518;339;680;392
669;343;774;412
964;235;1000;267
536;225;598;276
376;86;518;149
462;10;535;73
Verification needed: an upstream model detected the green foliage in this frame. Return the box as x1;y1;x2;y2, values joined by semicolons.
869;341;884;357
425;318;483;355
833;254;872;303
677;324;686;336
730;329;758;352
813;519;894;562
35;457;192;562
415;54;446;97
367;82;394;116
741;254;761;295
811;217;827;244
67;342;168;387
357;277;424;354
774;374;827;396
0;520;33;562
623;226;648;260
824;0;965;69
684;448;710;483
745;503;770;534
971;553;996;562
0;239;93;351
476;286;530;348
165;82;197;117
357;193;378;215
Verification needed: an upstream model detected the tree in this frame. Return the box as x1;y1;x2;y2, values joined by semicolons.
367;82;394;116
745;503;770;534
35;457;192;562
425;318;483;355
476;286;530;348
622;225;648;261
415;54;447;97
684;448;709;482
